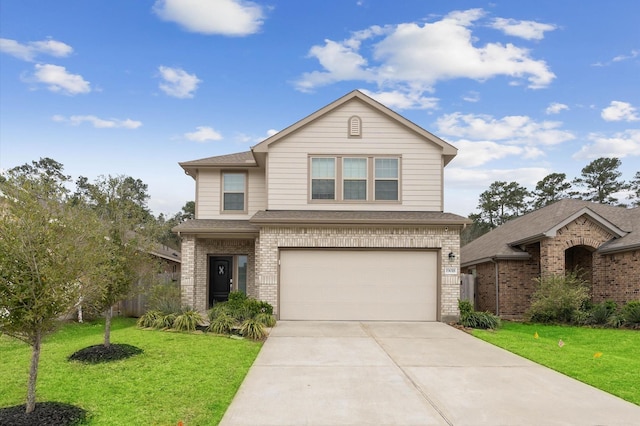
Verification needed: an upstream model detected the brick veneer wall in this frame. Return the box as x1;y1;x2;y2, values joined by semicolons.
180;238;255;313
470;215;640;318
470;243;540;317
593;249;640;304
256;225;462;322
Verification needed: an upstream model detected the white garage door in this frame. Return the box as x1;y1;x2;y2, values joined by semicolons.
279;249;438;321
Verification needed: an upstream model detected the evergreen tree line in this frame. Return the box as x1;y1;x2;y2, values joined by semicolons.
462;157;640;245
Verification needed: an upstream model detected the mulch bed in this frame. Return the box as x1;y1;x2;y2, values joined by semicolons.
0;344;144;425
67;343;143;363
0;402;86;426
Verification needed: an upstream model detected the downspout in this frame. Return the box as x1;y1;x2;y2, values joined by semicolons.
490;258;499;316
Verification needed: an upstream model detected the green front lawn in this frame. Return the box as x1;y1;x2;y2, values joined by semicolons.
473;322;640;405
1;317;262;425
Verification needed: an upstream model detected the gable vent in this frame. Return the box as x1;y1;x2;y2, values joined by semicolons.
348;116;362;137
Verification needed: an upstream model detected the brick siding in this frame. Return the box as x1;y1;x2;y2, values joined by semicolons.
472;215;640;317
256;225;461;321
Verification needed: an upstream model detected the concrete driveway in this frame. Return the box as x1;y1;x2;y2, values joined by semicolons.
220;321;640;425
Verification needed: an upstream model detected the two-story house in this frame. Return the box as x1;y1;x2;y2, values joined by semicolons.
173;90;470;322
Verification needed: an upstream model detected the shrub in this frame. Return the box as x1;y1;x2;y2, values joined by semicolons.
525;272;590;324
172;308;204;332
207;313;236;335
621;300;640;326
588;300;618;325
137;310;163;328
458;300;501;330
152;313;176;330
255;312;276;328
146;282;181;314
240;318;266;340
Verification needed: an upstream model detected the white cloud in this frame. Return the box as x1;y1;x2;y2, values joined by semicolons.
612;49;639;62
445;166;549;190
158;66;201;98
0;37;73;62
601;101;639;122
184;126;223;142
296;8;555;98
462;91;480;102
153;0;264;36
53;115;142;129
545;102;569;114
361;89;439;110
573;129;640;160
28;64;90;95
490;18;557;40
449;140;525;167
236;128;279;144
435;112;575;146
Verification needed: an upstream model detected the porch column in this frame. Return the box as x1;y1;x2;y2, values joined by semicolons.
180;235;197;309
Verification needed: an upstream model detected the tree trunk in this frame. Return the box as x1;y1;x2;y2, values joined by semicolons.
26;330;42;413
104;307;112;347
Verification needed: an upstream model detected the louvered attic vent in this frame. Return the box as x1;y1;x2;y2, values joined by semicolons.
348;116;362;137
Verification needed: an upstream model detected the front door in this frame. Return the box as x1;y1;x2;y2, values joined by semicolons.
209;256;233;306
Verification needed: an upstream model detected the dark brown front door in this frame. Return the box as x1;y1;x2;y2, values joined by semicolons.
209;256;233;306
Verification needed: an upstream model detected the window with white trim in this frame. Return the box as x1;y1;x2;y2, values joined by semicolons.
222;172;246;211
374;158;399;200
311;157;336;200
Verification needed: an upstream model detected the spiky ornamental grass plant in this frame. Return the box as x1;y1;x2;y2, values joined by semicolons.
172;308;204;332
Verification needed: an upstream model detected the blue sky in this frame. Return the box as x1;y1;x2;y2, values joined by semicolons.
1;0;638;217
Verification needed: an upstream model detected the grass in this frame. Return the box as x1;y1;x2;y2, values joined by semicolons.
472;321;640;405
0;317;262;425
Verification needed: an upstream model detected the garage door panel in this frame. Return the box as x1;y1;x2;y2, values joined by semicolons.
280;250;438;321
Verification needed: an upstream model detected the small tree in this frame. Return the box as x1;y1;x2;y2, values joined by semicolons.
477;181;531;228
73;175;156;347
0;161;101;413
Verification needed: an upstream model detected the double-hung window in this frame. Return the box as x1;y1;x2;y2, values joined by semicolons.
343;157;367;200
374;158;399;201
222;172;246;211
311;157;336;200
310;156;400;202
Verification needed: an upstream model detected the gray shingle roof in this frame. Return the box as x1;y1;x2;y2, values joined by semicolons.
173;210;470;236
172;219;259;234
461;199;640;266
250;210;471;225
179;151;256;167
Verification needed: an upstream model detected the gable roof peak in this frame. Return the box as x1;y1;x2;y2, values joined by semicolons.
251;89;458;165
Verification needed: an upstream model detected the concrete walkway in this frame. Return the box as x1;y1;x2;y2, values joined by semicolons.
220;321;640;425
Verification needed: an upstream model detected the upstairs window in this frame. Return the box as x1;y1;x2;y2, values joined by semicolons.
374;158;399;200
311;157;336;200
343;157;367;200
222;172;246;211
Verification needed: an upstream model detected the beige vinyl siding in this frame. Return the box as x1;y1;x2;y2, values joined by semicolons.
267;99;444;211
197;168;266;219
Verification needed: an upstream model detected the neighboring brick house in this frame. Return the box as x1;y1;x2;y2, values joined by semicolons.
173;90;470;322
461;199;640;318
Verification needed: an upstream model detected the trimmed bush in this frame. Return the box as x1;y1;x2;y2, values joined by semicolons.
525;272;590;324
